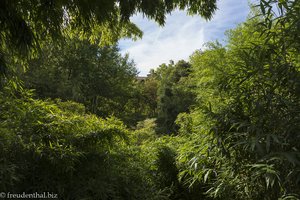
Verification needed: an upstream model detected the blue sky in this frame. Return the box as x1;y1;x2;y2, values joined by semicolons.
119;0;253;76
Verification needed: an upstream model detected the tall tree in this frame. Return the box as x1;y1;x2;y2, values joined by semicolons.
155;60;195;134
21;38;137;121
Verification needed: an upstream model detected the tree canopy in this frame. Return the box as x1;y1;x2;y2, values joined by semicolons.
21;37;137;119
0;0;217;77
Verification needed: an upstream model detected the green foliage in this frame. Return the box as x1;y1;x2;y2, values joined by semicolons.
2;1;300;199
20;38;138;124
0;86;165;199
155;146;181;198
0;0;217;80
175;4;300;199
139;75;159;118
132;118;157;145
138;132;214;200
153;60;196;134
121;77;159;125
54;99;86;115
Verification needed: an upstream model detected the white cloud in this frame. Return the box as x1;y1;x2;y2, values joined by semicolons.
119;0;251;76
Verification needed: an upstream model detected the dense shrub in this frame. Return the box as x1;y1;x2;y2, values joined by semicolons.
0;86;164;199
175;7;300;199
